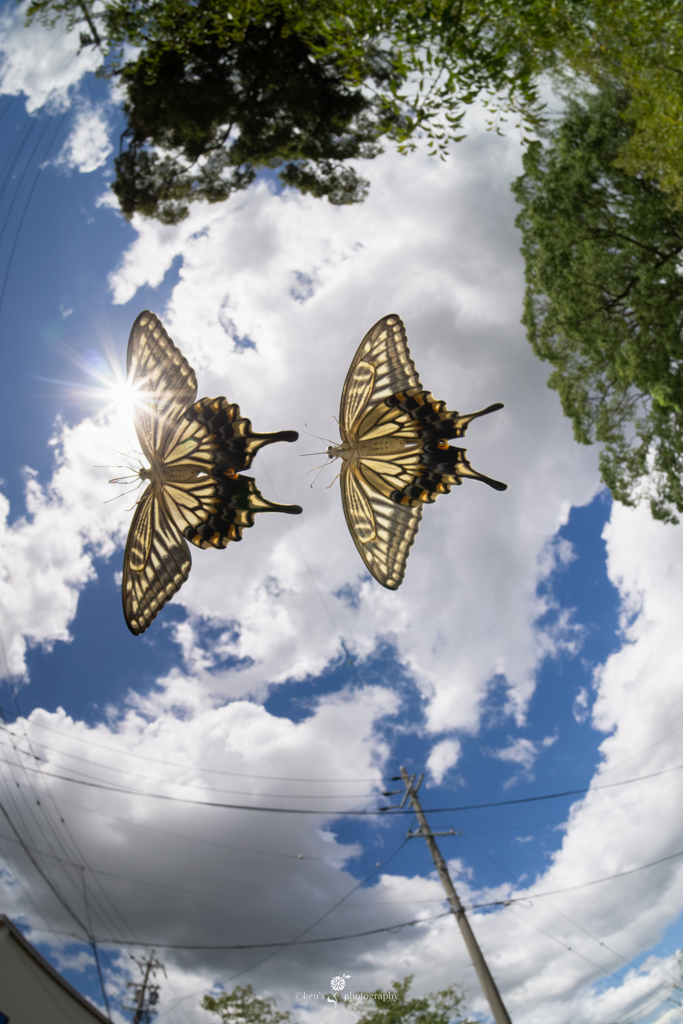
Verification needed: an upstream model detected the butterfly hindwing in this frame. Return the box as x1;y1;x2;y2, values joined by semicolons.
120;311;301;635
186;397;299;472
184;472;301;549
386;389;505;443
331;314;506;589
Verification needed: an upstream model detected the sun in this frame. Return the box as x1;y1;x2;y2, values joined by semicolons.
103;374;145;418
66;347;150;478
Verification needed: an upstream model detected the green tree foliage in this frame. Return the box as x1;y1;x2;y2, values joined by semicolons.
202;983;294;1024
512;83;683;523
24;0;557;222
344;976;476;1024
549;2;683;212
111;11;397;222
202;977;475;1024
23;1;683;225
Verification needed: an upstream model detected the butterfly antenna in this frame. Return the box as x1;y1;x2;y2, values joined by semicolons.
100;442;142;460
303;423;337;446
306;461;334;488
108;471;141;483
104;448;145;479
96;462;141;474
104;481;142;504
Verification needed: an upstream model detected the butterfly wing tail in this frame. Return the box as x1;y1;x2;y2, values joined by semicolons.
446;402;505;437
187;397;298;470
389;445;507;504
390;392;504;441
432;447;507;493
240;428;299;462
185;473;302;550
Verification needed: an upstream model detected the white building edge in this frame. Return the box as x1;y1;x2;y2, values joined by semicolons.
0;915;110;1023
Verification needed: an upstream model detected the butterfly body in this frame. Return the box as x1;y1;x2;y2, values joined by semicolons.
331;314;506;589
329;434;414;462
120;311;301;635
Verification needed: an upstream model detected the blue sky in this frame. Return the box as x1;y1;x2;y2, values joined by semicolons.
1;4;683;1024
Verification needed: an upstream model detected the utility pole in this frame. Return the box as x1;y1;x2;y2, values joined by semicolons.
125;952;166;1024
397;766;513;1024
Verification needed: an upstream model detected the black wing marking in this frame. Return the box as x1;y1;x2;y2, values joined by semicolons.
186;397;299;472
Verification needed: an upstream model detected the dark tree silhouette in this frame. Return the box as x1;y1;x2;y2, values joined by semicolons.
112;13;402;223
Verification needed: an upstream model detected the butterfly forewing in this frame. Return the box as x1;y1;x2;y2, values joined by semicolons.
341;467;422;590
339;314;420;437
122;491;192;635
128;311;198;461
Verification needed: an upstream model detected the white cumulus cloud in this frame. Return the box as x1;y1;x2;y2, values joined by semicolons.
0;1;101;112
56;100;112;172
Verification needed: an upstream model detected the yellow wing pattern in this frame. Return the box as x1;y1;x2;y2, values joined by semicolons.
333;314;506;590
340;470;423;591
339;314;420;439
120;311;301;635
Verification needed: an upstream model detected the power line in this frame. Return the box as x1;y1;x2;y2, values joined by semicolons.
505;905;614;977
1;750;682;816
460;831;635;980
0;709;387;784
51;794;339;861
0;112;68;318
44;844;683;954
0;653;145;1020
0;729;378;799
1;679;136;934
0;711;122;939
0;795;89;936
52;794;343;861
218;836;411;984
0;752;382;812
471;845;683;910
99;909;452;952
0;829;424;907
